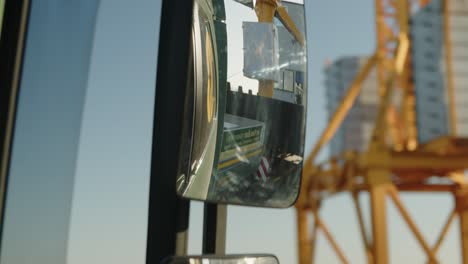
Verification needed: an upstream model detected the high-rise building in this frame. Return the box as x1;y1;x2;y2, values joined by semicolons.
448;0;468;135
324;57;379;156
411;0;468;142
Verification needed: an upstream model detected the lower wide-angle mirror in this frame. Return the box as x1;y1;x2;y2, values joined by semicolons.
162;255;279;264
177;0;307;208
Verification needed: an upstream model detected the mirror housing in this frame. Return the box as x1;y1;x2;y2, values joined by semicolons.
177;0;307;208
162;254;279;264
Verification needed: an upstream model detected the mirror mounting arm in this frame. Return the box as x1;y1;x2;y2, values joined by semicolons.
203;203;227;255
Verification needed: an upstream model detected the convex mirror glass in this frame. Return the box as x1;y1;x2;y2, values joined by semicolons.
162;255;279;264
177;0;307;207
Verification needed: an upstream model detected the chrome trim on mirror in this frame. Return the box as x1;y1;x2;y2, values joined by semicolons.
177;0;219;200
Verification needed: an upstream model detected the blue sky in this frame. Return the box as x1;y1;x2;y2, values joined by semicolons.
1;0;462;263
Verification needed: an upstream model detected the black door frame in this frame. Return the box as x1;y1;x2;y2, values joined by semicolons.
0;0;30;251
145;0;194;263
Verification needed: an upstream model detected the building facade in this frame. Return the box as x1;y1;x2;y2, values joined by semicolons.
324;57;379;156
411;0;468;142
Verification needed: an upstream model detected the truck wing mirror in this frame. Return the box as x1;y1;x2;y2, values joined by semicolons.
176;0;307;208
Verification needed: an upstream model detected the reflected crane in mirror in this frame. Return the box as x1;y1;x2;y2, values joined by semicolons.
235;0;305;97
255;0;305;97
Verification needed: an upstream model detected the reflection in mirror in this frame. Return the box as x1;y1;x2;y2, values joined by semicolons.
177;0;307;208
232;0;253;8
162;255;279;264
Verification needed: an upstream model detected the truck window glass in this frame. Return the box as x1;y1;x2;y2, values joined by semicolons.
0;2;100;263
0;1;162;263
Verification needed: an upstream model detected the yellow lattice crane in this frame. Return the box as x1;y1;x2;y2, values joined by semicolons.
295;0;468;263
